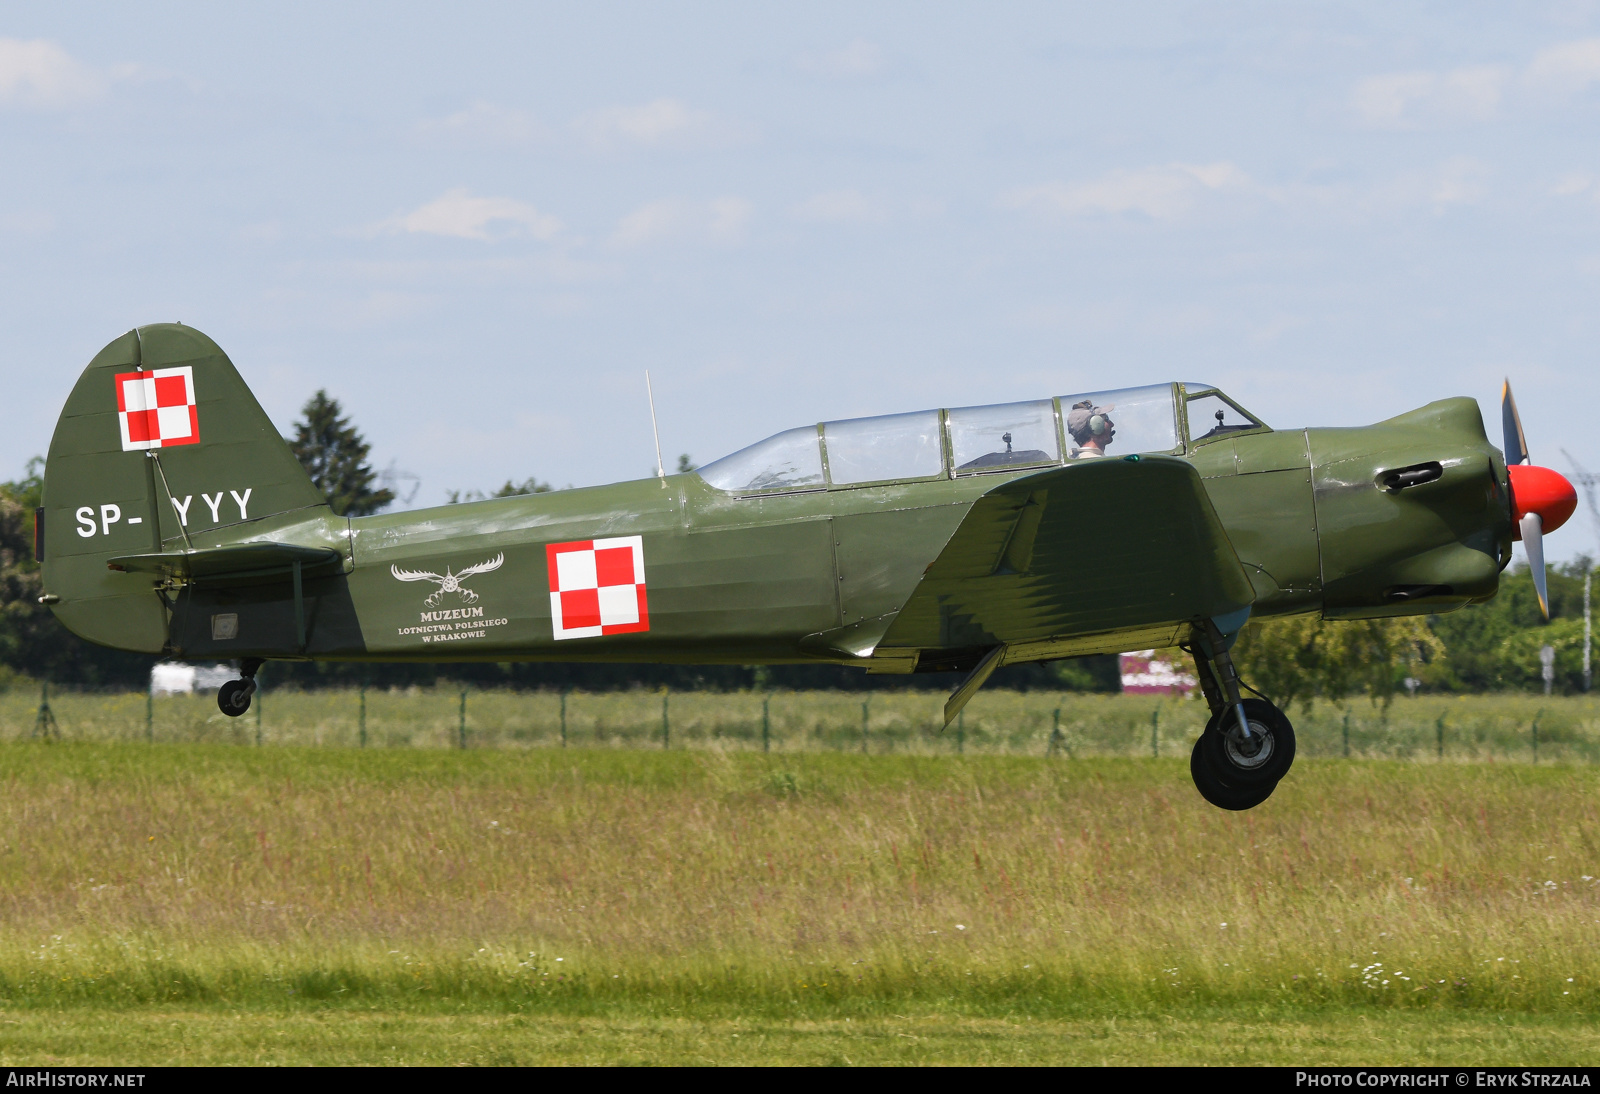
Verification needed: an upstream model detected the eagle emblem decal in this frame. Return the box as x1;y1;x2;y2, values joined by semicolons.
390;553;504;607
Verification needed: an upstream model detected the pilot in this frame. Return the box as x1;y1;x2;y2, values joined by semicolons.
1066;400;1116;457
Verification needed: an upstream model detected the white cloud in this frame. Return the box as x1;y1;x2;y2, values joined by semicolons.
797;40;885;78
1007;157;1500;227
612;197;751;247
1005;162;1253;220
386;189;562;241
415;101;547;147
1550;171;1600;204
236;220;282;244
0;210;54;235
253;286;440;335
1527;38;1600;96
1552;172;1594;197
1351;157;1492;213
1348;39;1600;129
1350;66;1508;128
1427;158;1490;206
331;290;438;331
791;189;885;224
0;38;103;108
420;98;746;153
573;98;740;150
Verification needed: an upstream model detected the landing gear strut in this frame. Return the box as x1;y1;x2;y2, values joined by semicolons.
217;658;263;718
1187;622;1295;810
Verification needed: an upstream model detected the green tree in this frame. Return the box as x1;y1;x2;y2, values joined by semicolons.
288;391;394;516
1046;654;1123;692
0;461;46;686
0;460;153;689
446;477;554;504
1427;560;1594;692
1231;614;1443;711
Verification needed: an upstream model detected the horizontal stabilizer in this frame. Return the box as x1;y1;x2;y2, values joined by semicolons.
108;542;341;583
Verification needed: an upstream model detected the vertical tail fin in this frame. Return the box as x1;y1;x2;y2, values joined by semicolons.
41;324;327;652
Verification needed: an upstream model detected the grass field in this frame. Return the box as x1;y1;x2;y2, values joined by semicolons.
5;684;1600;763
0;733;1594;1065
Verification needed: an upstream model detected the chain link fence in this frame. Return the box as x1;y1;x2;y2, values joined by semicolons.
0;684;1596;762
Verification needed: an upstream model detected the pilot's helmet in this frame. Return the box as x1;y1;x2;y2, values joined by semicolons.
1066;400;1115;446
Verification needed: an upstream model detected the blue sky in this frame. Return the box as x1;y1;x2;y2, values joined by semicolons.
6;2;1600;557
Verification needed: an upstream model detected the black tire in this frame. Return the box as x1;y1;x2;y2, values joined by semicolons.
217;679;253;718
1198;697;1295;788
1190;737;1276;810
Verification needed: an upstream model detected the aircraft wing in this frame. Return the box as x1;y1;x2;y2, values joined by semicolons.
874;455;1256;669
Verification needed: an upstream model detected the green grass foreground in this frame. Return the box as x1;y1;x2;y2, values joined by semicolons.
0;743;1595;1064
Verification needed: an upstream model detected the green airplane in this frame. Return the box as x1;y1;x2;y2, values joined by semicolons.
37;324;1579;810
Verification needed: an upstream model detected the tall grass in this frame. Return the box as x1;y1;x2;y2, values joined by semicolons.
2;686;1599;763
0;743;1593;1016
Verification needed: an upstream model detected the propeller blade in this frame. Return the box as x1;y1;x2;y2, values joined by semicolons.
1502;379;1529;467
1521;511;1549;620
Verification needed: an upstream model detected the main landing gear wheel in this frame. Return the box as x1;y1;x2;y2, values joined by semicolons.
1188;699;1295;811
1198;697;1296;788
1186;621;1295;811
1190;738;1277;811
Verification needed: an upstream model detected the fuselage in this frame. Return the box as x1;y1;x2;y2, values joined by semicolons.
154;383;1513;669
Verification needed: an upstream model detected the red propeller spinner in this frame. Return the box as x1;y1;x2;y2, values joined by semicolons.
1502;380;1577;619
1508;464;1576;540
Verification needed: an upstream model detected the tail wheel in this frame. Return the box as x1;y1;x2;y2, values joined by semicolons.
1198;697;1295;788
217;679;254;718
1190;737;1277;811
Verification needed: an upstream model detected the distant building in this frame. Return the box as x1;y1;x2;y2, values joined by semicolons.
1118;650;1198;696
150;662;235;696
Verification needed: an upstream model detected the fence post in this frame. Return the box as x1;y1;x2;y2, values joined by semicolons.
1342;710;1350;758
761;695;770;754
359;684;368;748
560;689;568;749
33;682;58;741
861;698;870;755
458;689;468;750
1532;710;1541;764
1049;708;1062;756
1150;707;1160;759
661;690;669;749
1435;714;1445;762
957;710;965;755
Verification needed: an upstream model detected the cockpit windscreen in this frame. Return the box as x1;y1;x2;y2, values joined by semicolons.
1185;390;1263;442
697;425;824;493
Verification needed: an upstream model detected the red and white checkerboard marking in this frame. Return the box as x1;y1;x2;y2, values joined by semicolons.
114;366;200;452
546;535;649;640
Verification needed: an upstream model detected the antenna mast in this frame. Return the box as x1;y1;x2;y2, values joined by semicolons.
646;371;666;486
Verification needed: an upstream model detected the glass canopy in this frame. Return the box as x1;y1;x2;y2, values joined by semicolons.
696;382;1263;494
